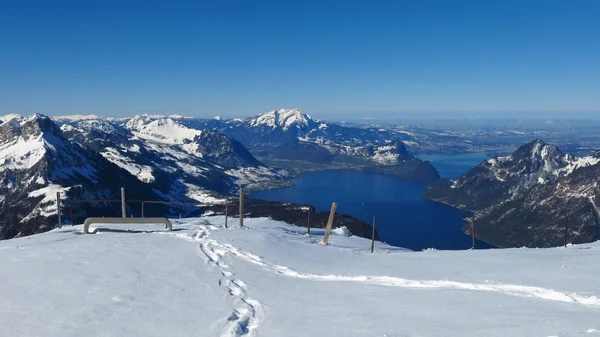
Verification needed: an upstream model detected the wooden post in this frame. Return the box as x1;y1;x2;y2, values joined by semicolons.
322;202;337;245
70;204;74;226
141;201;145;218
307;207;311;235
225;204;228;229
239;188;244;228
565;217;569;247
471;217;476;250
121;187;126;218
56;192;62;228
371;216;376;253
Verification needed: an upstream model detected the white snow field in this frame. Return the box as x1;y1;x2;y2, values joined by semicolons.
1;217;599;337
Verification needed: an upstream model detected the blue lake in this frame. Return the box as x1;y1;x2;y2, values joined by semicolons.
251;153;495;251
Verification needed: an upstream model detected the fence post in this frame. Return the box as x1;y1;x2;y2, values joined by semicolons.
141;201;145;218
121;187;126;218
70;204;74;226
307;207;311;235
565;217;569;247
225;204;228;228
471;217;476;250
239;188;244;228
371;216;376;253
57;192;62;228
322;202;337;245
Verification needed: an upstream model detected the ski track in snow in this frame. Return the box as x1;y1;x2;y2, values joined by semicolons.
189;226;264;337
162;222;600;312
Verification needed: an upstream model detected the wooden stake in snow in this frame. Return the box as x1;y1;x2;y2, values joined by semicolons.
371;216;376;253
70;204;74;226
225;204;228;229
141;201;145;218
239;188;244;228
56;192;62;228
565;217;569;247
307;207;311;235
471;217;476;250
121;187;126;218
322;202;337;245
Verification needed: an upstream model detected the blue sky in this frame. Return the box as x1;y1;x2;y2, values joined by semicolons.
1;0;599;119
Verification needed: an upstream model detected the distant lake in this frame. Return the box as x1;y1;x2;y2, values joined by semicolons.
417;152;491;179
252;153;495;251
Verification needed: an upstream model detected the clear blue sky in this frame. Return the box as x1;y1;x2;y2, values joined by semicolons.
1;0;599;119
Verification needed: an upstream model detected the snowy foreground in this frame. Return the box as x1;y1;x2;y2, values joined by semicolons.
1;217;599;337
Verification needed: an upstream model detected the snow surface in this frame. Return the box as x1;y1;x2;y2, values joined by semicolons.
1;216;599;337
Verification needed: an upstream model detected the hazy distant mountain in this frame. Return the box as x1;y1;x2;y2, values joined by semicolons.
425;140;600;248
176;109;440;182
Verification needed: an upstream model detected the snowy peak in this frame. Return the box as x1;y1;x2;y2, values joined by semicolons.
249;109;315;131
128;117;202;144
124;114;155;131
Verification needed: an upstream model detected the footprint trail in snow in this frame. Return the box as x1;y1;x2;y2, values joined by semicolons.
191;226;265;337
167;223;600;310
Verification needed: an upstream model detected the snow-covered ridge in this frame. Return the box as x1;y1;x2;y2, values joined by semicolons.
126;115;202;144
52;114;100;122
555;155;600;176
0;114;23;123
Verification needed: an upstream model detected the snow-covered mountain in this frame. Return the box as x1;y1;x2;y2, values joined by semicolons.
2;216;600;336
0;114;289;239
176;109;439;182
0;114;172;239
425;139;600;248
247;108;316;131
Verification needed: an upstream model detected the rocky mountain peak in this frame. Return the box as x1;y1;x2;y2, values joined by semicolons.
20;114;62;140
513;139;568;165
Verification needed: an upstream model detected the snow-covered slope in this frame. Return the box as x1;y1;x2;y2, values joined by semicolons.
1;217;599;337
